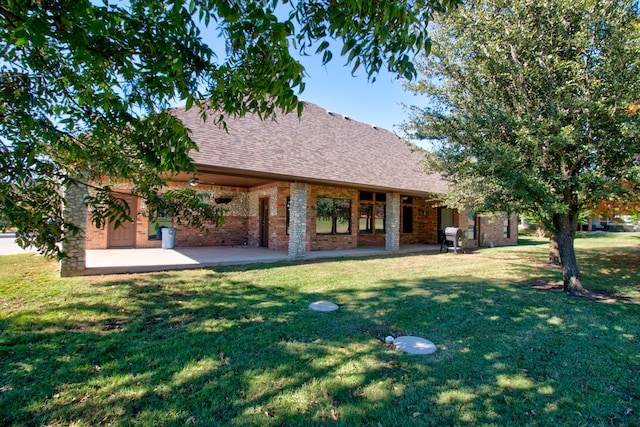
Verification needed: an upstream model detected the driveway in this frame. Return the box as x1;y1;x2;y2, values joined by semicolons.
0;233;35;255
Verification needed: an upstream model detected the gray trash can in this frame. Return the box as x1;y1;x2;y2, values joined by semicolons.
161;227;176;249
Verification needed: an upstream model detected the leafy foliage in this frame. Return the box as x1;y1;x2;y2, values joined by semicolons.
402;0;640;293
0;0;460;257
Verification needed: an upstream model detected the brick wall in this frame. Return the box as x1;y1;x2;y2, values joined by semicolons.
85;181;252;249
456;207;477;248
400;198;440;245
457;209;519;247
308;185;359;251
174;216;248;246
85;185;108;249
478;213;518;246
275;184;292;251
82;178;517;253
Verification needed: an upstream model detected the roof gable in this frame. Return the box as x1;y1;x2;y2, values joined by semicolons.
171;101;447;195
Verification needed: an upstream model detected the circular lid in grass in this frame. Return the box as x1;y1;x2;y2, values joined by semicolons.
393;336;437;355
309;301;339;312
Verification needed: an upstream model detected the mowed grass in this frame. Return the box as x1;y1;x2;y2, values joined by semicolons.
1;233;639;426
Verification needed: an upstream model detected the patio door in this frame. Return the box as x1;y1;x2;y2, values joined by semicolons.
108;195;137;248
259;197;269;247
438;207;454;244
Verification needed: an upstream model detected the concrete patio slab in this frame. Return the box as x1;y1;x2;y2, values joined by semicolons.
83;244;441;275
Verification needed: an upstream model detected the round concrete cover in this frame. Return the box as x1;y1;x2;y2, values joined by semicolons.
393;336;437;354
309;301;339;312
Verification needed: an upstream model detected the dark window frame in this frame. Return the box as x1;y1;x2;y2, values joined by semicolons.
147;206;173;240
401;195;414;234
468;209;477;240
316;197;352;235
286;196;290;235
402;205;413;234
359;192;386;234
504;214;511;239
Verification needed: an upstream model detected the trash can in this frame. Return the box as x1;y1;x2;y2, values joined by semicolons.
161;227;176;249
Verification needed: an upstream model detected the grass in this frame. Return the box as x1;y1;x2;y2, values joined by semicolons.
1;233;639;426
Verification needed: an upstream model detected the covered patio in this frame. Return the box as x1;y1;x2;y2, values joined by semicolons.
83;244;442;276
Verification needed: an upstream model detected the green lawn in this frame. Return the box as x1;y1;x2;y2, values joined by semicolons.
1;233;639;426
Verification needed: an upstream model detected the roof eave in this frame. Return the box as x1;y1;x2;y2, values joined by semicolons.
194;164;444;197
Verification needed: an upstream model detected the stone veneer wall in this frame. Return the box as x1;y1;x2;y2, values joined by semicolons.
60;182;88;277
288;182;307;258
385;192;400;251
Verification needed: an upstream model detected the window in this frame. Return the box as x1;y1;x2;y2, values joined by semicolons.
402;206;413;234
503;214;511;238
374;203;386;233
360;191;373;201
401;195;413;234
468;209;476;240
359;203;372;233
148;207;173;240
359;192;386;234
317;197;351;234
286;196;290;235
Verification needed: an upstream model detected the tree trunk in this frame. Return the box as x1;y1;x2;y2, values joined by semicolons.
555;213;587;296
548;233;561;266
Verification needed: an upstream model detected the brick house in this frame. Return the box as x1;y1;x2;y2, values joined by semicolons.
80;101;517;259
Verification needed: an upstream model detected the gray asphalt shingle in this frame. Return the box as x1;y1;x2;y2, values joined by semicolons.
171;101;447;195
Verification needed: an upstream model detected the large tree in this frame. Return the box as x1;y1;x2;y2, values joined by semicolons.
0;0;459;257
402;0;640;295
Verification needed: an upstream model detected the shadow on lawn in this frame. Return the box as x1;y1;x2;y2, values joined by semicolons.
509;239;640;303
2;251;639;426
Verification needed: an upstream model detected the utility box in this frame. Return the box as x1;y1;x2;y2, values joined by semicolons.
161;227;176;249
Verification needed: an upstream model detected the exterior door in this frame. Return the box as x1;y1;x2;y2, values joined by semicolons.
108;196;137;248
438;207;454;243
259;197;269;248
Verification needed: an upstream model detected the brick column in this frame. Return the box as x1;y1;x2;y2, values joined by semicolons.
385;192;400;252
59;182;88;277
288;182;307;258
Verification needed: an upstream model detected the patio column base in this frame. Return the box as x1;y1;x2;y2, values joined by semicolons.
385;192;400;252
60;181;88;277
288;182;307;258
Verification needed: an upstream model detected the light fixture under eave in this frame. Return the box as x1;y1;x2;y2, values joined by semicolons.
188;178;198;187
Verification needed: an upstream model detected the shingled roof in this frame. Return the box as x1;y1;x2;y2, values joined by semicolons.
171;101;447;195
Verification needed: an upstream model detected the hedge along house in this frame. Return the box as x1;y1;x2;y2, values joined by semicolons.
61;102;517;276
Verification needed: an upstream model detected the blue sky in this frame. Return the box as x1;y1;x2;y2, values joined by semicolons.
195;13;425;138
293;52;423;136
